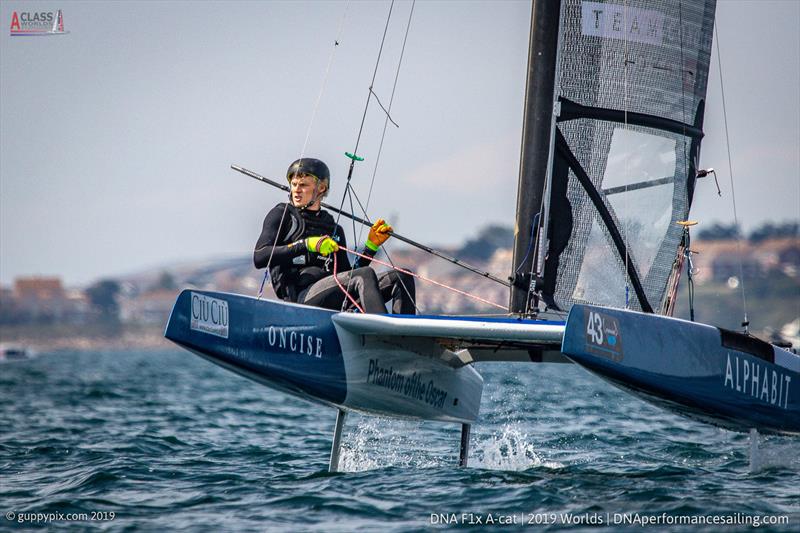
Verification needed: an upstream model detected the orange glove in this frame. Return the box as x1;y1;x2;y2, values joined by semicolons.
366;218;392;251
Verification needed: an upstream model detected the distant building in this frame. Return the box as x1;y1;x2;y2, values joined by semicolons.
0;286;13;303
692;241;761;284
12;276;71;321
691;237;799;284
0;286;22;324
212;270;261;295
63;289;91;323
407;247;510;314
753;238;800;277
119;288;179;325
14;277;65;301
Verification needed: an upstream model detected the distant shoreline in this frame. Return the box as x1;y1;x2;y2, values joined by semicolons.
0;323;172;352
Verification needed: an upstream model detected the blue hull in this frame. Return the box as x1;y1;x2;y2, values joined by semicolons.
164;290;485;423
562;305;800;435
165;289;347;406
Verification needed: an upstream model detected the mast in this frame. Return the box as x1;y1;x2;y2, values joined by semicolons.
509;0;562;314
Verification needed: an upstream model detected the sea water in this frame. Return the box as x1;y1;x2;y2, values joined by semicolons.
1;350;798;531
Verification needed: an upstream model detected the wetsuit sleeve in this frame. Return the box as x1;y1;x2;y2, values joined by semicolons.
253;206;305;269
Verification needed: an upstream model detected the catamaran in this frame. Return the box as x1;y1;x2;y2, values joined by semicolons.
165;0;798;471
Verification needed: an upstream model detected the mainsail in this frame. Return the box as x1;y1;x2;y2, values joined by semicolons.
534;0;716;313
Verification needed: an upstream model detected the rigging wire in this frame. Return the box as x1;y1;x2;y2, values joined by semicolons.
525;0;567;316
334;0;420;313
362;0;415;214
713;20;749;332
521;214;540;316
257;2;350;298
332;253;366;313
674;3;704;322
355;0;418;312
330;0;396;295
330;0;398;230
256;202;289;299
684;225;697;321
301;2;351;159
340;246;507;311
349;0;396;162
331;0;398;239
676;1;693;318
344;207;421;313
622;0;631;309
256;2;492;311
515;214;539;274
234;165;509;285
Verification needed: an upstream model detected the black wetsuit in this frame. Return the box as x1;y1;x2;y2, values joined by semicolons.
254;202;416;314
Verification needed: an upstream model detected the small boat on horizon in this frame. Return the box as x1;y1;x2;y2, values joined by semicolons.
0;343;33;362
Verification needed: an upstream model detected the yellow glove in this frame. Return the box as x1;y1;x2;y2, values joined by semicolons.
366;218;393;251
305;236;339;256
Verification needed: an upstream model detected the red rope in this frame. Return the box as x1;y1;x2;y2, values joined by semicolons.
332;253;366;313
337;245;507;311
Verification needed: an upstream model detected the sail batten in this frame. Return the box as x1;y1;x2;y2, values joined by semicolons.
540;0;716;313
557;97;705;139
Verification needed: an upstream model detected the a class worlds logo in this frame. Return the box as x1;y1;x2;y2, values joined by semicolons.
10;9;68;36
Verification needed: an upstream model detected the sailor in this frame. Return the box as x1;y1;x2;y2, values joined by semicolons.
254;157;416;314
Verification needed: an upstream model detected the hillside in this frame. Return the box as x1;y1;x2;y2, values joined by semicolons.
2;228;797;350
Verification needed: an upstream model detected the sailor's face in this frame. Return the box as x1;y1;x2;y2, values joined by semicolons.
290;174;319;207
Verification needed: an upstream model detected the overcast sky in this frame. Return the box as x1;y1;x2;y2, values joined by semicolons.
1;0;798;286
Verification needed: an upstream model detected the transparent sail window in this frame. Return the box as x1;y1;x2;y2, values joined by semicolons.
604;128;676;278
602;128;676;190
572;217;629;308
570;127;678;309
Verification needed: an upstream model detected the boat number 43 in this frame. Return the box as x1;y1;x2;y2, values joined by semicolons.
584;309;624;361
586;311;605;345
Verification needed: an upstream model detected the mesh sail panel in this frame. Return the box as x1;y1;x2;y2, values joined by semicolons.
544;0;716;312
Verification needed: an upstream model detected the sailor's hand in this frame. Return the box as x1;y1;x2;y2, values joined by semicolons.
366;218;393;251
305;236;339;256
